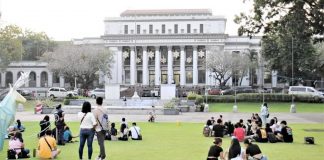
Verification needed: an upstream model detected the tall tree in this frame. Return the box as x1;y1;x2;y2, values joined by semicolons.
235;0;324;84
206;47;251;87
22;30;56;60
41;44;114;88
0;25;24;70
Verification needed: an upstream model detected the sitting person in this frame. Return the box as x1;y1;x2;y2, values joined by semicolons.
8;132;30;158
244;139;267;160
129;122;142;140
14;120;25;132
213;119;225;138
246;120;253;136
106;123;118;141
233;123;245;142
270;118;281;135
224;121;234;136
6;126;16;139
38;130;61;159
39;115;51;137
207;137;225;160
210;117;216;125
118;123;128;141
253;123;268;143
276;121;293;143
225;138;244;160
265;123;272;133
148;112;155;122
63;126;78;143
203;120;213;137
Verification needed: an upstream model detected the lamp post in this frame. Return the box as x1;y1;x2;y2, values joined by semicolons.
290;36;296;113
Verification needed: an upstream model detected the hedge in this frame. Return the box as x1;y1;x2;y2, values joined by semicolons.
203;93;324;103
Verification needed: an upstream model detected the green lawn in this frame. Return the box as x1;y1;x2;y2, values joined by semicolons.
209;102;324;113
0;122;323;160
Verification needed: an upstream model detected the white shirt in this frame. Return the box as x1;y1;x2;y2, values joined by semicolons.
78;112;97;129
129;126;141;139
260;106;268;116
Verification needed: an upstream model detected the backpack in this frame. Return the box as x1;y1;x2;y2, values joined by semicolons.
97;110;109;131
268;132;277;143
203;126;211;137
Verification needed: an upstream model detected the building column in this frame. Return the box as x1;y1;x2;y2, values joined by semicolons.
12;71;18;84
142;46;149;85
180;46;186;86
117;47;123;84
130;46;136;85
272;70;278;88
193;45;198;85
48;72;53;87
1;72;5;88
59;75;65;88
36;72;41;88
155;46;161;85
167;46;173;84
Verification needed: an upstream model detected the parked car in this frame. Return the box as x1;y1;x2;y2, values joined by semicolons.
208;88;222;95
47;87;74;99
288;86;324;98
89;88;105;99
221;86;255;95
0;89;34;101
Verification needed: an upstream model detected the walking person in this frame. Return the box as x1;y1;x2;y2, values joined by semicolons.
78;101;97;160
260;103;269;127
94;97;109;160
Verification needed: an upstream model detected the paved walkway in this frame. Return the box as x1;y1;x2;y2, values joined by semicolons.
15;111;324;124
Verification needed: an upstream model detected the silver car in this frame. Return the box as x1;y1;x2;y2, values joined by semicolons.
90;89;105;99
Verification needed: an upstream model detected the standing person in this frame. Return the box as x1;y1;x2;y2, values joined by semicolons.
54;104;65;145
39;115;51;137
78;101;97;160
93;97;109;160
38;130;61;159
260;103;269;127
207;137;225;160
244;139;267;160
129;122;142;140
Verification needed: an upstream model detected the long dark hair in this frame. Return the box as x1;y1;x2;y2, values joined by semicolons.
228;138;241;159
81;101;92;113
13;132;24;143
16;120;21;129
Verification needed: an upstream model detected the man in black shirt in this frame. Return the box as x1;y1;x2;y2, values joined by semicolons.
213;119;225;137
207;138;225;160
54;104;65;145
277;120;293;143
254;123;268;143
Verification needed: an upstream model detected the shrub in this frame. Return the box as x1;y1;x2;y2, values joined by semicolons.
163;100;175;109
195;95;204;104
204;93;323;103
63;99;70;105
187;92;197;100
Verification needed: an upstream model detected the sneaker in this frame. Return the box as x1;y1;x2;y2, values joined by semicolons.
95;156;101;160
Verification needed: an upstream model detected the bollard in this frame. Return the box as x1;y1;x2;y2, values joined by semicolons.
290;104;296;113
233;104;238;113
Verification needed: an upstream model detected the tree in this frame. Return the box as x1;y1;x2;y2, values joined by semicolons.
41;44;114;88
314;42;324;78
235;0;324;84
206;47;251;87
22;30;56;60
0;25;24;70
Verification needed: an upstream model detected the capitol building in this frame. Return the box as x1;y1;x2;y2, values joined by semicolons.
74;9;267;89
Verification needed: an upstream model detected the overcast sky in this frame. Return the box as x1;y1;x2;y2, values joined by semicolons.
1;0;252;41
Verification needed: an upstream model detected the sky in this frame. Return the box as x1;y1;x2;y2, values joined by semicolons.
1;0;253;41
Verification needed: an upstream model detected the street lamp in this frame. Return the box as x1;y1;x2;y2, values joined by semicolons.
233;74;238;113
290;36;296;113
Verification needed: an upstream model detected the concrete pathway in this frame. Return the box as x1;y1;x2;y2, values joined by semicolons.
15;111;324;124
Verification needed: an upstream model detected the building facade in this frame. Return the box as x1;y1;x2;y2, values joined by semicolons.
74;9;264;87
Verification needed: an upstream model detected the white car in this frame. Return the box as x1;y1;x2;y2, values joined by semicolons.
47;87;74;99
288;86;324;98
90;88;105;99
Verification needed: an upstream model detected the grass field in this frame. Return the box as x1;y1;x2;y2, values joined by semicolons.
0;122;323;160
209;102;324;113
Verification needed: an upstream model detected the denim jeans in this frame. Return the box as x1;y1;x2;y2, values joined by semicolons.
79;128;95;160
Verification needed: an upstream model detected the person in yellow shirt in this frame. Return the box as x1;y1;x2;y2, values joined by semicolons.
38;130;61;159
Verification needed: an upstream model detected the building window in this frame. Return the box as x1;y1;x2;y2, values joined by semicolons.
198;70;206;83
187;24;191;33
137;25;140;34
162;24;166;34
137;70;143;83
200;24;204;33
149;24;153;34
125;70;130;84
174;24;178;34
124;25;128;34
186;71;193;83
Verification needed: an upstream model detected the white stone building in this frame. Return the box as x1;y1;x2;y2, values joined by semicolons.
75;9;265;87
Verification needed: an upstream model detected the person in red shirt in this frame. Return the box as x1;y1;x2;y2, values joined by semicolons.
233;123;245;142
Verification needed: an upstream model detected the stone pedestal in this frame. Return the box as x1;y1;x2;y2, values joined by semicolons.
105;84;120;100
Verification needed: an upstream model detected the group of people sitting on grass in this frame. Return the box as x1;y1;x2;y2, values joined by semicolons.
207;137;268;160
204;114;294;144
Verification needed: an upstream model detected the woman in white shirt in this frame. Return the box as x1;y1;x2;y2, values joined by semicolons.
78;101;97;160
